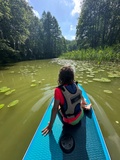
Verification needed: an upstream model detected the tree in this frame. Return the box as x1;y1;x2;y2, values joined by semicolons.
76;0;120;49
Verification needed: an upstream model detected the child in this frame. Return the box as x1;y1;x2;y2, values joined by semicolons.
42;66;91;136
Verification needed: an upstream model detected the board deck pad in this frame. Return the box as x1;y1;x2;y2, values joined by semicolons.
23;85;110;160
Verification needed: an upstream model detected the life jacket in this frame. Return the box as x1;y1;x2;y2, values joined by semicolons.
58;83;82;119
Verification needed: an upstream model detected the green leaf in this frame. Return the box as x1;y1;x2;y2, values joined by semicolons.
7;100;19;107
31;84;37;87
0;104;5;109
5;89;15;95
93;78;111;82
103;90;112;94
0;87;10;93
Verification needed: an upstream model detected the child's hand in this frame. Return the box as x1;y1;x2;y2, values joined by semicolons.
42;122;52;136
84;104;92;110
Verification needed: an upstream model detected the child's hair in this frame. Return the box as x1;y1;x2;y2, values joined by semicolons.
58;66;74;85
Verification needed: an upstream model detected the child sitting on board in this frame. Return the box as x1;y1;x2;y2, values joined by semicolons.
42;66;91;136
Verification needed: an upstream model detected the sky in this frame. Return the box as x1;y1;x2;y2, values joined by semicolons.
25;0;83;40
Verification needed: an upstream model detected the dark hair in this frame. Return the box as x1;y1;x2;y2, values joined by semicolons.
58;66;74;85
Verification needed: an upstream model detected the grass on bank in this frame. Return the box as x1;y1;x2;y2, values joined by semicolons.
60;45;120;63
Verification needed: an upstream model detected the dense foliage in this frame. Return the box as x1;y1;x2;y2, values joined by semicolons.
60;44;120;63
61;0;120;63
0;0;67;64
76;0;120;49
0;0;120;64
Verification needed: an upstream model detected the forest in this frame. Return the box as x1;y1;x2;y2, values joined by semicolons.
0;0;68;64
0;0;120;64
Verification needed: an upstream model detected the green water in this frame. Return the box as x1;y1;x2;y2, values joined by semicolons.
0;59;120;160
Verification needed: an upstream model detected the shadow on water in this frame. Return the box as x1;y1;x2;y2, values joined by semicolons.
49;111;92;160
0;62;16;70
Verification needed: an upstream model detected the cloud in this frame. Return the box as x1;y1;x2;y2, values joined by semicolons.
33;9;40;19
60;0;73;7
71;0;83;16
71;35;75;40
70;25;76;31
64;35;75;40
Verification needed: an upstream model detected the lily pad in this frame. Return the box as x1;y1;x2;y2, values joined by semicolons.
10;71;15;73
7;100;19;107
93;78;111;82
88;80;93;83
83;81;88;84
0;87;10;93
115;121;119;124
38;81;42;84
108;74;120;78
0;104;4;109
87;75;94;78
5;89;15;95
31;84;37;87
31;80;36;83
103;90;112;94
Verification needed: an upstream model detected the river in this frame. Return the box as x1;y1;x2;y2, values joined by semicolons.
0;59;120;160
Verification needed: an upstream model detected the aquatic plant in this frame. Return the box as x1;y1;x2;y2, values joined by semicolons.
93;78;111;82
38;81;42;84
31;84;37;87
103;90;112;94
0;87;10;93
0;104;4;109
31;80;36;83
5;89;15;95
60;45;120;63
7;100;19;107
10;71;15;73
115;121;119;124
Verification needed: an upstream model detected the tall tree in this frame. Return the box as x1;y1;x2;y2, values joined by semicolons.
76;0;120;49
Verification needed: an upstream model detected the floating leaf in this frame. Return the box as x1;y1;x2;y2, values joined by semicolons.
83;81;88;84
38;81;41;84
115;121;119;124
103;90;112;94
31;84;37;87
0;87;10;93
0;104;4;109
93;78;111;82
87;75;94;78
78;80;82;83
31;80;36;83
7;100;19;107
10;71;15;73
5;89;15;95
108;74;120;78
88;80;93;83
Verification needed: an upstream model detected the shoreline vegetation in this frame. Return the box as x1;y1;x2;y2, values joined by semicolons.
60;44;120;64
0;0;119;66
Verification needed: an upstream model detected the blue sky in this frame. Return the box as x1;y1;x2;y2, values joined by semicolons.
25;0;83;40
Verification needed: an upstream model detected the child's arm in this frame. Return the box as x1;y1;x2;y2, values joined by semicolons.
42;99;59;136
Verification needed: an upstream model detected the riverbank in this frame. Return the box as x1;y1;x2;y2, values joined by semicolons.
60;45;120;63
